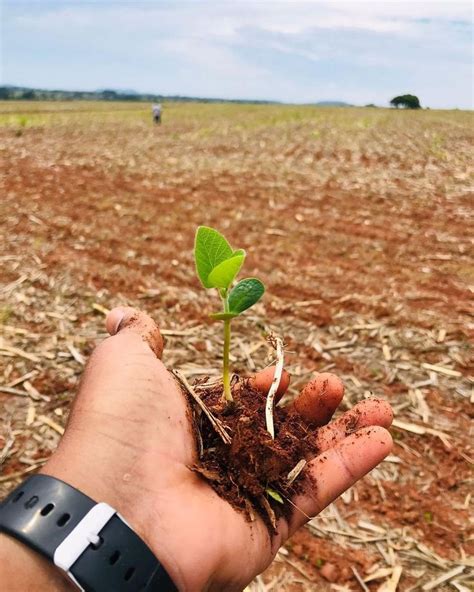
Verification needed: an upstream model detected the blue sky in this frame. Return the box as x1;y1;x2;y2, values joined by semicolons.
1;1;472;108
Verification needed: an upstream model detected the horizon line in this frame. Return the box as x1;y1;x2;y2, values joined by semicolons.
1;83;471;111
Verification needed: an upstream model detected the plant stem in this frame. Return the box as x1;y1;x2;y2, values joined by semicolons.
222;318;233;402
222;289;229;312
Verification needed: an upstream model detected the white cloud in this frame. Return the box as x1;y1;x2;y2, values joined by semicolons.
156;37;267;82
10;1;472;36
3;0;472;107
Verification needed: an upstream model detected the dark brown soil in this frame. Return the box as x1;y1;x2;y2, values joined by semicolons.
189;377;319;531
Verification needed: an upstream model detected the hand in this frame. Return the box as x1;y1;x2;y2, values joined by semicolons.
39;307;393;591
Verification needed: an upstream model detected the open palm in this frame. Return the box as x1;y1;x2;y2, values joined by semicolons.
43;307;393;592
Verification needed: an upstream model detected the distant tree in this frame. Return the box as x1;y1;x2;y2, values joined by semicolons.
0;87;11;99
101;90;118;100
22;90;36;100
390;94;421;109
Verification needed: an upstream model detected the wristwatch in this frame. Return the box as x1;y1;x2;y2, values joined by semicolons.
0;474;177;591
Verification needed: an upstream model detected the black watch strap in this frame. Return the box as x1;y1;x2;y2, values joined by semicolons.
0;475;177;592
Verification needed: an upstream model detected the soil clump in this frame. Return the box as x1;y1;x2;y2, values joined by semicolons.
188;377;320;531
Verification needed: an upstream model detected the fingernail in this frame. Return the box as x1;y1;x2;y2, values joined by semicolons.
111;311;125;335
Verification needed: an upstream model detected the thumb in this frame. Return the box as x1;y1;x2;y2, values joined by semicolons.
66;306;168;426
106;306;164;358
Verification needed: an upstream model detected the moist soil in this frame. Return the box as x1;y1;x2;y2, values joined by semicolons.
188;376;320;531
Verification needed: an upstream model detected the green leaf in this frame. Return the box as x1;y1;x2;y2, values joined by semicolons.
266;488;284;504
228;278;265;314
209;312;239;321
207;253;245;289
194;226;233;288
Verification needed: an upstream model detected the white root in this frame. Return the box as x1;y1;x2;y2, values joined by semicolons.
265;335;284;439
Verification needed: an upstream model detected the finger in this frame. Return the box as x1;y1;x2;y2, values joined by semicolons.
249;367;291;403
289;426;392;532
293;373;344;426
316;398;393;451
105;306;164;358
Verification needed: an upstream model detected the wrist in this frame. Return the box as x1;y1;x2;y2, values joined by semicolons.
40;445;152;545
40;453;186;591
0;532;74;592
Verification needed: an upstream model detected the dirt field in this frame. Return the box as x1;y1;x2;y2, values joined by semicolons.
1;101;473;591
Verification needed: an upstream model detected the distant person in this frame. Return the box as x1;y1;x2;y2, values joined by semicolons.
152;103;162;124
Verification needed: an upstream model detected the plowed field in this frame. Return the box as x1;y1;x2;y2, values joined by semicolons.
1;102;473;591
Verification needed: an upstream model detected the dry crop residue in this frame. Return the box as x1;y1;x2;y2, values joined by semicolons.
1;102;472;591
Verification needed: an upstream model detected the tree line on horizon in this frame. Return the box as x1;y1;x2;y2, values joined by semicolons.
0;85;423;109
0;86;278;104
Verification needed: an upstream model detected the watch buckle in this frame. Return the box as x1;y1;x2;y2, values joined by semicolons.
53;502;116;589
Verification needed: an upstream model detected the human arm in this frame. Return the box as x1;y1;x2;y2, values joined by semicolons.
0;307;393;591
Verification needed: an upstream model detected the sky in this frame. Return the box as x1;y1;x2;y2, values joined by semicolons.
1;0;472;109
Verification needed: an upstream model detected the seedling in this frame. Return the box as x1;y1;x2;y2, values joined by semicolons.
194;226;265;402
